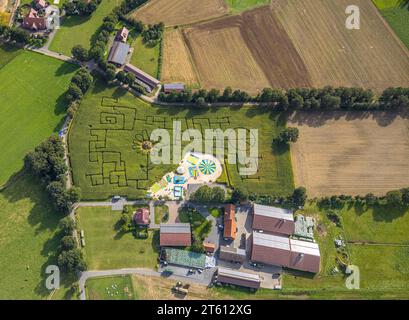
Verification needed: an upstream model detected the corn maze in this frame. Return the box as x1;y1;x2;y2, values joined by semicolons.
69;86;294;200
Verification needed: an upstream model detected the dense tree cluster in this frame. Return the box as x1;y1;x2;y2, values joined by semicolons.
276;127;299;144
66;68;93;116
141;23;164;47
159;86;409;111
57;218;86;274
0;25;48;48
64;0;102;16
190;185;225;204
24;136;81;214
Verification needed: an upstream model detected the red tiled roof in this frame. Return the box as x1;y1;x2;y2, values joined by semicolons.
133;208;150;225
224;204;236;240
204;242;215;253
22;9;47;30
160;233;191;247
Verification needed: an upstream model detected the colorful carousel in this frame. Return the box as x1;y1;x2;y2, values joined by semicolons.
198;159;217;175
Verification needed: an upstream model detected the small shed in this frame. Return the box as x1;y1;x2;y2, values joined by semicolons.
164;83;185;93
204;242;215;253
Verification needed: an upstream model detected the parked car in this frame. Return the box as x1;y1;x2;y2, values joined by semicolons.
112;195;121;201
197;269;203;274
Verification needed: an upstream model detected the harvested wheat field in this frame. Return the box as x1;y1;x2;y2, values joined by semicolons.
289;112;409;197
161;28;198;86
0;0;7;12
182;6;311;94
131;274;233;300
274;0;409;91
129;0;229;26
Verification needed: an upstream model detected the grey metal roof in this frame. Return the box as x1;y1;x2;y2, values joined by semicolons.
164;83;185;90
160;223;191;234
218;267;260;282
254;204;294;221
252;232;290;251
220;246;246;256
290;239;320;256
108;41;130;66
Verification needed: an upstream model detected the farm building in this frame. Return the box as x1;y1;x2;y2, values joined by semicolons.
133;208;150;226
163;83;185;93
160;223;191;247
289;239;320;273
115;27;129;42
252;204;295;236
251;232;291;267
217;267;261;289
108;41;130;67
224;204;236;240
22;9;47;31
219;245;246;264
124;63;160;89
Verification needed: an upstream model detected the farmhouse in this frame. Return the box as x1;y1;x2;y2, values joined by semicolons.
217;267;261;290
219;245;246;264
108;41;130;67
133;208;150;226
251;232;291;267
252;204;295;236
160;223;191;247
224;204;236;241
163;83;185;93
289;239;320;273
115;27;129;43
124;63;160;90
22;9;47;31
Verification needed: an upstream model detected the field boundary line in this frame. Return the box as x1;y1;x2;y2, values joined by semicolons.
347;241;409;247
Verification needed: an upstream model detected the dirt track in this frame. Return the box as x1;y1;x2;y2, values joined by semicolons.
289;112;409;197
129;0;229;26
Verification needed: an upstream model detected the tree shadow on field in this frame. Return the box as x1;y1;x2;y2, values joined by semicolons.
55;62;78;77
288;110;404;128
372;204;408;222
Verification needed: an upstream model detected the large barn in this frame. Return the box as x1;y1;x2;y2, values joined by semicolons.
289;239;320;273
251;232;291;267
108;41;130;66
252;204;295;236
160;223;191;247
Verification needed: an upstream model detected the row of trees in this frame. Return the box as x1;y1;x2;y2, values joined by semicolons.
66;68;94;117
24;136;81;214
64;0;102;16
158;86;409;111
57;218;86;274
319;187;409;209
141;23;164;47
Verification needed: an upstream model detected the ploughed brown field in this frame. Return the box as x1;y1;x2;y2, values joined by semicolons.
161;28;199;86
289;112;409;197
162;1;409;93
129;0;229;26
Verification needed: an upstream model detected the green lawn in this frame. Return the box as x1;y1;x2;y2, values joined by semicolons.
76;206;160;270
0;44;22;69
154;204;169;224
0;173;63;299
86;275;135;300
0;49;78;185
373;0;409;48
130;36;160;78
49;0;121;56
68;79;294;200
225;0;271;13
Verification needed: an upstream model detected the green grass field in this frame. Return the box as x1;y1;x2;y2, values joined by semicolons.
0;44;21;69
154;204;168;224
68;80;294;200
76;206;160;270
373;0;409;48
225;0;271;13
0;49;78;185
0;173;63;299
49;0;121;56
86;275;135;300
130;36;160;78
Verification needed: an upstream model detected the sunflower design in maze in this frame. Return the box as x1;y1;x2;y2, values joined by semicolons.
86;97;262;191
